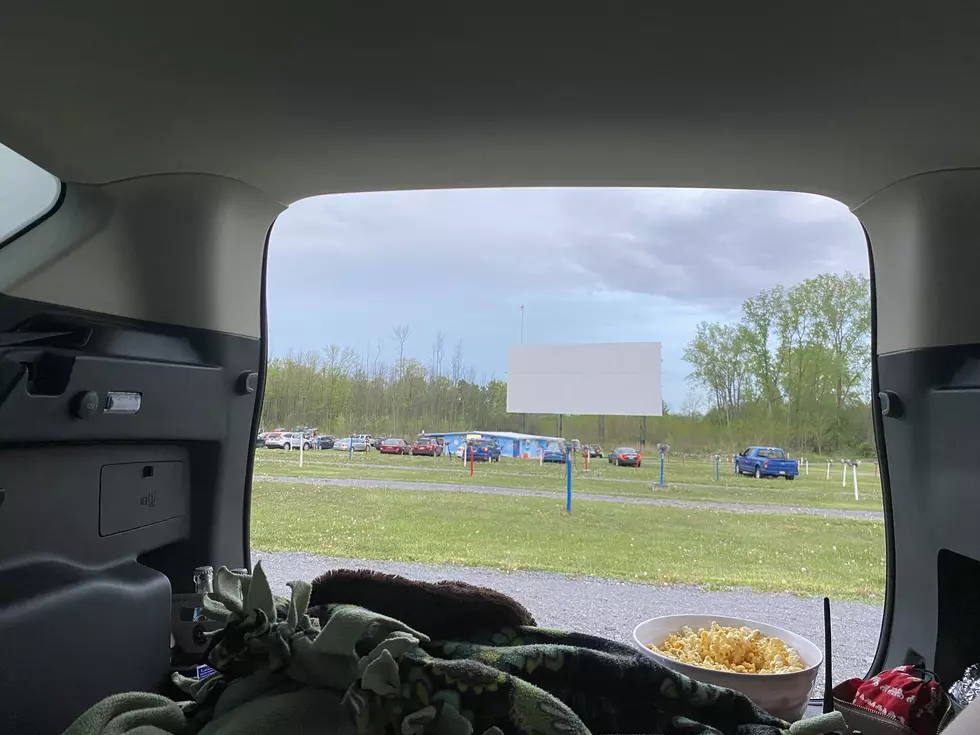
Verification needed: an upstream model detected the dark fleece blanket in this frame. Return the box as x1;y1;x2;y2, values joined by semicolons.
304;568;789;734
308;568;537;639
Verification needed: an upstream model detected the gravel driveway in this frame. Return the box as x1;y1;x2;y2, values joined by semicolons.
252;549;882;694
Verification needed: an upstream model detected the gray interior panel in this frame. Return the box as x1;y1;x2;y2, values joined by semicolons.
0;294;264;731
0;560;171;735
100;461;188;537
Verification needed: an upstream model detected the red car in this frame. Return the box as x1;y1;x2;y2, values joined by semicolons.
411;436;443;456
379;438;411;455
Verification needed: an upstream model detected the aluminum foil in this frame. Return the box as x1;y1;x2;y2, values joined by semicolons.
949;664;980;706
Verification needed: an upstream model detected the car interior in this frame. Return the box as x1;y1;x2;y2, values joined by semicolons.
2;4;980;732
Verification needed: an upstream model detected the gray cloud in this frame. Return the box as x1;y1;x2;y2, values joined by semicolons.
271;187;865;306
267;187;867;405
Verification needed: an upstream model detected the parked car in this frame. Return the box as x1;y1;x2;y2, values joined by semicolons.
379;438;411;455
455;445;465;459
609;447;641;467
466;439;501;462
256;430;281;446
265;431;311;450
353;434;372;448
541;441;568;463
316;435;335;450
412;436;443;456
334;436;368;452
584;444;603;458
735;446;798;480
371;435;387;449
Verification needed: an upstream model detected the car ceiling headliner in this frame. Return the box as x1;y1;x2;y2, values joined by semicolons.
2;4;979;208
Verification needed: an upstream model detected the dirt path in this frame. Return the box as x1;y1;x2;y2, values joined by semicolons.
254;474;883;520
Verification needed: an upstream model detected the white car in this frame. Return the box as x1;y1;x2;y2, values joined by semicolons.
265;432;311;450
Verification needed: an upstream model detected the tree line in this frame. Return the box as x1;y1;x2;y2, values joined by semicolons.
682;272;872;454
261;272;874;456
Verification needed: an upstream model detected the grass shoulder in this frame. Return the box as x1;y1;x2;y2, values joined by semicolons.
250;480;886;602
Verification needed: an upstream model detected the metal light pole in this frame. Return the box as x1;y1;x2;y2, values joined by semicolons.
565;444;573;513
520;305;526;433
657;443;669;486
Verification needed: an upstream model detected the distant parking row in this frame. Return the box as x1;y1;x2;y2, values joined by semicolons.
256;431;480;458
256;430;650;468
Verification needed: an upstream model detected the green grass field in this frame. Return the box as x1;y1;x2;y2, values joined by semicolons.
250;480;886;601
253;448;884;512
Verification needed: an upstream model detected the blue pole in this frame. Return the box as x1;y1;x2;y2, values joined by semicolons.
716;456;720;481
566;450;573;513
348;435;353;461
659;453;665;485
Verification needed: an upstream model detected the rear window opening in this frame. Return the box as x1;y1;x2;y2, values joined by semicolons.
256;187;882;694
0;142;61;245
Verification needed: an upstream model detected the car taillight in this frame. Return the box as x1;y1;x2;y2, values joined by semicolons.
637;455;642;461
764;460;769;469
621;453;628;459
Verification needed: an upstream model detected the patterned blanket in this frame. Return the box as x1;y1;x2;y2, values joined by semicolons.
65;564;844;735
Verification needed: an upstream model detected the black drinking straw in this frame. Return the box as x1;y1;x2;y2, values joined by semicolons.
823;596;834;714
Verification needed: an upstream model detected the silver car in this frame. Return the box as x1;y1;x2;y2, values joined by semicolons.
334;436;368;452
265;432;311;450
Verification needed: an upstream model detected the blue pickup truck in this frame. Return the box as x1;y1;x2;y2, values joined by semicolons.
735;447;799;480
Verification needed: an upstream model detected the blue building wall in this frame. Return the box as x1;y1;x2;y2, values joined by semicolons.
432;432;553;459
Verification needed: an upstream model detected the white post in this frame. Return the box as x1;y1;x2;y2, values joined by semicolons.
826;460;831;480
299;440;304;467
841;461;848;488
539;449;544;466
805;459;809;475
852;462;860;500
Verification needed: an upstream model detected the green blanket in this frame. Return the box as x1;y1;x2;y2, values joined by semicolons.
65;564;844;735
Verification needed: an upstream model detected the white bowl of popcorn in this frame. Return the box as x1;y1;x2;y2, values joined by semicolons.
633;614;822;722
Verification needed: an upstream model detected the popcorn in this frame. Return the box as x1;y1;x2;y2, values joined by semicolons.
648;622;805;674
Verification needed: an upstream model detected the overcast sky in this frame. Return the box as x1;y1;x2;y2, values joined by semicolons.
267;188;868;409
